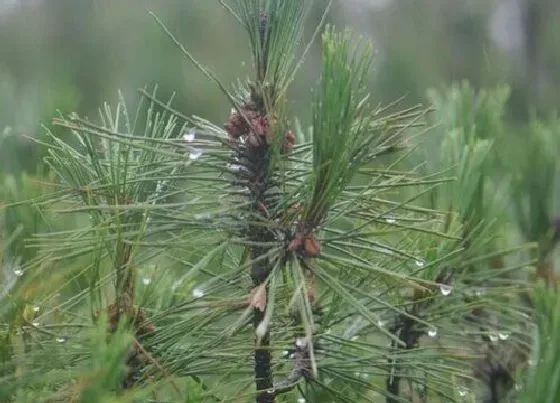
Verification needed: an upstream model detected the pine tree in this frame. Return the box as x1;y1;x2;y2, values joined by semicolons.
1;2;558;403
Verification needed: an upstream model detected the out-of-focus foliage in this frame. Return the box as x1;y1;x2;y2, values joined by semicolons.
1;1;560;403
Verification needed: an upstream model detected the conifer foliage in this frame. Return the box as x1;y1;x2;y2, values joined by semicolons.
1;2;558;403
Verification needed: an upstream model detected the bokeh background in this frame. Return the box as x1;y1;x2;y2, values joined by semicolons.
1;0;560;177
1;3;560;401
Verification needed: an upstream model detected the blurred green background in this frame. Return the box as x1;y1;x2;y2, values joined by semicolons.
1;0;560;177
1;2;559;400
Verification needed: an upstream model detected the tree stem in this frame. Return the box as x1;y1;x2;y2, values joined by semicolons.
251;248;275;402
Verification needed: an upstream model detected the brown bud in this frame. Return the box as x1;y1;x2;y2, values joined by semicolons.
288;236;303;252
303;235;321;257
282;129;296;153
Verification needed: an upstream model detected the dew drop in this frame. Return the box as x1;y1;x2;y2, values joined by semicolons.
192;288;204;298
228;163;242;172
56;336;69;343
427;327;438;337
142;277;151;285
415;260;425;268
33;306;40;313
351;335;359;341
489;332;499;342
385;217;397;224
182;128;196;142
295;338;305;347
377;319;386;328
14;269;23;277
194;212;212;220
458;388;468;397
32;321;40;327
282;350;289;357
475;288;485;297
515;383;522;391
189;148;203;160
439;284;453;296
498;331;510;341
297;398;306;403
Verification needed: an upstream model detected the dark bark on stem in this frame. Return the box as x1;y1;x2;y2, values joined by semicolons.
251;247;274;403
386;271;452;402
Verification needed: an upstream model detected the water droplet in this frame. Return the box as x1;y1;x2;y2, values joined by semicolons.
515;383;522;391
361;373;369;379
489;332;499;342
266;387;275;394
351;335;359;341
182;128;196;142
439;284;453;296
189;148;203;160
289;353;295;359
56;336;69;343
385;217;396;224
528;359;535;366
458;388;468;397
295;338;305;347
193;212;212;220
142;277;151;285
192;288;204;298
377;319;386;328
228;163;242;172
475;288;485;297
415;260;425;268
32;321;40;327
325;328;332;334
33;306;40;313
282;350;289;357
297;398;306;403
13;269;23;277
498;331;510;341
428;327;438;337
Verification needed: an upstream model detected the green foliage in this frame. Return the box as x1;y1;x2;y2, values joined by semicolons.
226;0;308;100
2;2;558;403
305;26;374;228
510;116;560;246
520;283;560;403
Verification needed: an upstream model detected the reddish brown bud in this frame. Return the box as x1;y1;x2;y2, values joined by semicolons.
224;112;247;138
288;236;303;252
253;116;269;137
282;129;296;153
288;203;301;214
303;235;321;257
